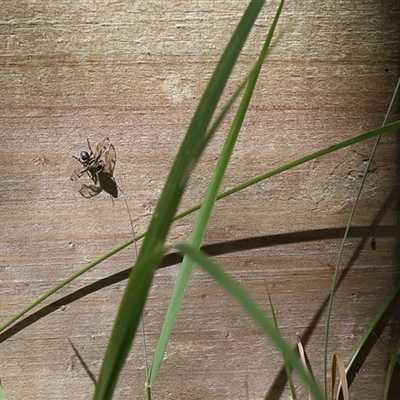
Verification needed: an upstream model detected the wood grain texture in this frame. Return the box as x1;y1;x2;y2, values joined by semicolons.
1;1;399;399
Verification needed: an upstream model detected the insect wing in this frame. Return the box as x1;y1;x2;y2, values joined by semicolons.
79;184;102;198
102;144;116;175
94;137;110;159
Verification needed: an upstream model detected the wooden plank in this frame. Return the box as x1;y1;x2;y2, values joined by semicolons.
0;1;399;398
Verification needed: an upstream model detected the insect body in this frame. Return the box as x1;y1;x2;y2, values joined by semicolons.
71;137;118;198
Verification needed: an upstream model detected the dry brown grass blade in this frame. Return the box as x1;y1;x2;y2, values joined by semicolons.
332;353;348;400
297;336;312;400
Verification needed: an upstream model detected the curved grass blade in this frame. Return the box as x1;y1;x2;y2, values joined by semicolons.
148;0;285;387
332;283;400;397
383;335;400;400
346;282;400;374
1;119;399;337
323;77;400;395
217;119;400;202
175;243;326;400
0;241;133;334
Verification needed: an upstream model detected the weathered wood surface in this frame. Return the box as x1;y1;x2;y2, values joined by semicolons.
1;1;399;399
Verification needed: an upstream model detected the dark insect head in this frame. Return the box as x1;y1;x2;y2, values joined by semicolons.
79;150;91;164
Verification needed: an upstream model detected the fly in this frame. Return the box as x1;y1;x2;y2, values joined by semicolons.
71;137;118;198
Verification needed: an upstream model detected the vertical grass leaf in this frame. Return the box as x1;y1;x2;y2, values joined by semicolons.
148;0;285;387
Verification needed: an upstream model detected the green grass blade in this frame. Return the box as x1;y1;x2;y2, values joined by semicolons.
175;243;326;400
148;0;285;387
93;1;268;399
0;242;130;333
383;335;400;400
0;379;5;400
147;73;248;385
217;120;400;201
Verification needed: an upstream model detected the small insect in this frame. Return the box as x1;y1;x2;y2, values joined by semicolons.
371;238;376;251
71;137;118;198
